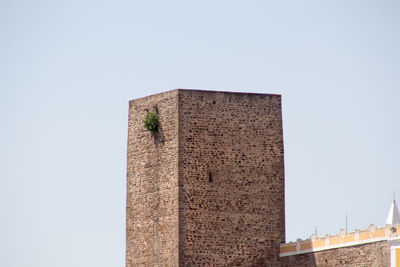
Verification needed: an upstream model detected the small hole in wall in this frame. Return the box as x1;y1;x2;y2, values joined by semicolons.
209;172;213;182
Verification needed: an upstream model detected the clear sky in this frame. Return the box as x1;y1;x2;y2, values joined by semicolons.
1;1;399;266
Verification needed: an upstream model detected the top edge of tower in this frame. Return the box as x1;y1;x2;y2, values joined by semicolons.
129;89;281;104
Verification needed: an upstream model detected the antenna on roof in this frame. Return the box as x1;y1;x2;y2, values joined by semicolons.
314;226;317;236
345;212;348;233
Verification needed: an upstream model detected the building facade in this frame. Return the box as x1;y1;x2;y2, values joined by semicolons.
280;223;400;267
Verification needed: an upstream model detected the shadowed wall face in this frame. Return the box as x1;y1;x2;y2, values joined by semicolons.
126;90;285;266
178;90;285;266
126;90;179;266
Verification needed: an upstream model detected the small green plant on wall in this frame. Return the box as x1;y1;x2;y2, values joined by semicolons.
144;112;159;133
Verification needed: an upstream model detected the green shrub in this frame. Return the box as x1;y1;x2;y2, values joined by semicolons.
144;112;159;133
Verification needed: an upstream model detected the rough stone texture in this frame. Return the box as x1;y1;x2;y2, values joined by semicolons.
126;89;285;266
126;90;180;267
178;90;285;266
279;241;390;267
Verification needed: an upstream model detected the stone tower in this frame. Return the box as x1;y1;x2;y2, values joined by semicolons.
126;89;285;266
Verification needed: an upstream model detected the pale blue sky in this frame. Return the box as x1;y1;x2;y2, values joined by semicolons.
1;1;399;266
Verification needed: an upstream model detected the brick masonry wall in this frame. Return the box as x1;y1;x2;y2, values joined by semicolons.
279;241;390;267
178;90;285;266
126;90;180;266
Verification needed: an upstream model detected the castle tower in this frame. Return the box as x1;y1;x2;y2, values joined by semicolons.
126;89;285;266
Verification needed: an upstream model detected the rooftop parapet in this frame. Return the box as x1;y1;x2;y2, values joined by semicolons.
280;224;400;257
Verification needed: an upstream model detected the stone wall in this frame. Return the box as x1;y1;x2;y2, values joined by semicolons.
126;89;285;266
279;241;390;267
126;90;180;266
178;90;285;266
